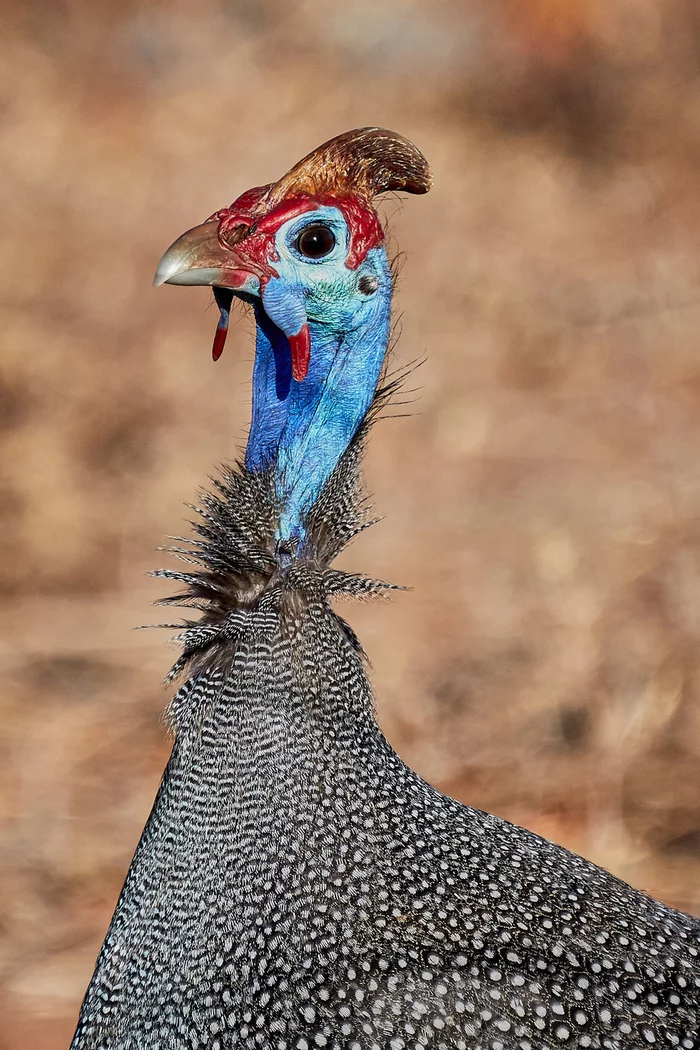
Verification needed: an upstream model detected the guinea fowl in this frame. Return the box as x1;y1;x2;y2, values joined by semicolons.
72;128;700;1050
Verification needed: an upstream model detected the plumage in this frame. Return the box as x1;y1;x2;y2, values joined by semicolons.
72;130;700;1050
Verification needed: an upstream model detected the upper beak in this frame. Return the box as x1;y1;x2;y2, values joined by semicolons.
153;220;261;293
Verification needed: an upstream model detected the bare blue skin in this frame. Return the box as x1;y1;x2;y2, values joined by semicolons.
241;206;392;551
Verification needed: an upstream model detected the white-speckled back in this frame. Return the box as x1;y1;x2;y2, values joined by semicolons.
71;421;700;1050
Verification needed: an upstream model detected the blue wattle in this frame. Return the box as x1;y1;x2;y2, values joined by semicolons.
245;248;392;549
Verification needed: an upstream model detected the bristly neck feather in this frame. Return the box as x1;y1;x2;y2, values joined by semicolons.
245;250;393;550
152;382;404;691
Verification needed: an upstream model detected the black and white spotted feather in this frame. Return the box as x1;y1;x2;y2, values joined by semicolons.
71;390;700;1050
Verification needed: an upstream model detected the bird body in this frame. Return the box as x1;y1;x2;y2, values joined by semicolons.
72;130;700;1049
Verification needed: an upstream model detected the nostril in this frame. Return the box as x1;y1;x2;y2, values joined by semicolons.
219;218;250;248
358;275;379;296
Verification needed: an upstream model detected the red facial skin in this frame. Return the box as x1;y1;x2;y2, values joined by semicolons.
204;187;385;379
208;188;385;284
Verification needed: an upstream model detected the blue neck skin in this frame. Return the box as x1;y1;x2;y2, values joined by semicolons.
245;248;392;551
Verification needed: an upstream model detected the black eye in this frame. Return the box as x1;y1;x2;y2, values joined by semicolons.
295;224;336;259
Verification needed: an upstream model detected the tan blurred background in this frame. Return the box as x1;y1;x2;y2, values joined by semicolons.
3;0;700;1044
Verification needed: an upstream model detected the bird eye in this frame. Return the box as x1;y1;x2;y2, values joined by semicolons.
295;224;336;259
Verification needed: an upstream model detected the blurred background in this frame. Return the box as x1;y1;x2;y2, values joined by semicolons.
3;0;700;1044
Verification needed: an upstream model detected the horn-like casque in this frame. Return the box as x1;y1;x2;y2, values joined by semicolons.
260;127;432;209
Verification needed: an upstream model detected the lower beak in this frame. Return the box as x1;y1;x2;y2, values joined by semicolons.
154;220;262;360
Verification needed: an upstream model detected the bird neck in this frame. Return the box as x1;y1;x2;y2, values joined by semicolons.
245;258;393;550
171;603;384;800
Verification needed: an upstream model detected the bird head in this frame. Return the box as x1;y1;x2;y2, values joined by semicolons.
154;128;432;382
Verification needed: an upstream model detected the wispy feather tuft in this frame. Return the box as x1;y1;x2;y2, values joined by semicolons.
150;383;408;682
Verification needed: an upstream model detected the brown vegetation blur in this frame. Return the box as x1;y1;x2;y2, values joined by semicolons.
3;0;700;1045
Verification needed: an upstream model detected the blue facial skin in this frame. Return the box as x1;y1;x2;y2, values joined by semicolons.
243;205;393;551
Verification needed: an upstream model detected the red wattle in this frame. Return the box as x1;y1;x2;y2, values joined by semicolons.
289;324;311;382
212;323;228;361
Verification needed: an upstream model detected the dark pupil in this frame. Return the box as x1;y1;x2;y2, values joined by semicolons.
297;224;335;259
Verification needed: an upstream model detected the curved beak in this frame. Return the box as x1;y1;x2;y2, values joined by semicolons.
153;220;261;293
154;220;263;362
153;219;311;380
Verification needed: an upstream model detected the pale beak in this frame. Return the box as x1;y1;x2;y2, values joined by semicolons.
153;220;261;293
153;219;311;380
154;220;262;361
